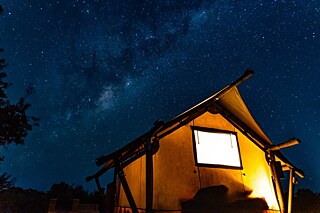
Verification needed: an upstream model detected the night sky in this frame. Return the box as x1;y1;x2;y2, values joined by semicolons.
1;0;319;192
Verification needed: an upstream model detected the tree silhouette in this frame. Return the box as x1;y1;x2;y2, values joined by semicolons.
0;62;39;147
0;172;16;191
48;182;74;210
0;182;100;212
293;188;320;212
0;187;48;213
47;182;95;210
0;4;39;191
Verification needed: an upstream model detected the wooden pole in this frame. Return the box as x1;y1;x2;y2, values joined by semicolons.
288;169;294;213
269;152;285;213
214;69;254;99
95;177;103;193
110;166;118;213
94;177;107;213
146;137;153;213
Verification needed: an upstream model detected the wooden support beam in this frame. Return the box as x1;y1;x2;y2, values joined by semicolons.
95;177;103;193
146;137;153;213
269;153;285;213
110;166;118;213
288;169;294;213
94;177;107;213
116;162;138;213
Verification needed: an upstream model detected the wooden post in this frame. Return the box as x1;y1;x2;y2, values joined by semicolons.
110;165;118;213
288;169;294;213
269;152;285;213
94;177;107;213
146;137;153;213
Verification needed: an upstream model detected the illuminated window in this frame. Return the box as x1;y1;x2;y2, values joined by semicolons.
192;127;242;169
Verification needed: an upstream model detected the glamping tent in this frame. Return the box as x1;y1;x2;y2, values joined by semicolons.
87;70;304;213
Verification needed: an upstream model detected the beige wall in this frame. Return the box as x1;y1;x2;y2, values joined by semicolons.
117;112;279;211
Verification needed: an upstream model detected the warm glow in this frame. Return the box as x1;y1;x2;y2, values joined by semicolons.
247;169;280;211
194;130;241;168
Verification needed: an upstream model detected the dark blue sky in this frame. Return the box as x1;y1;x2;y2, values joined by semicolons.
1;0;319;192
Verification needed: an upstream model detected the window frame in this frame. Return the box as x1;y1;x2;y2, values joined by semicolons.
191;126;243;170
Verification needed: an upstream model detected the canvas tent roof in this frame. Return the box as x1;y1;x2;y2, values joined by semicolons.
86;70;303;183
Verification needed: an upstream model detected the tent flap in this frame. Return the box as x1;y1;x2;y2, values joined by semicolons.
217;87;272;145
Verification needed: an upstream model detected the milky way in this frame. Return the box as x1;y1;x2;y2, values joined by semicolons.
1;0;319;191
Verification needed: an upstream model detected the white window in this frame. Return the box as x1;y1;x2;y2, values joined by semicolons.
192;127;242;169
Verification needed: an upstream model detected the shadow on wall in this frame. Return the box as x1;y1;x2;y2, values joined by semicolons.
181;185;269;213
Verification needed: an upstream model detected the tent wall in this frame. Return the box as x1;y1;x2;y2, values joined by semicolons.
118;155;147;209
116;112;279;212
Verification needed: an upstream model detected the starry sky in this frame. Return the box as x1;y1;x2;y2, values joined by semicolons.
0;0;319;192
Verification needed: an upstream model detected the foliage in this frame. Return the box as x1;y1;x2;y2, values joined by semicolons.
0;4;39;192
48;182;99;209
0;182;100;212
0;172;15;191
0;187;48;213
293;188;320;212
0;72;39;147
0;4;39;147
